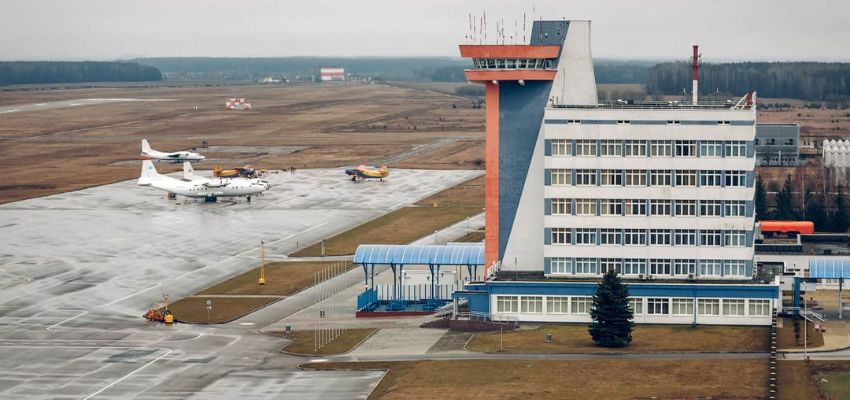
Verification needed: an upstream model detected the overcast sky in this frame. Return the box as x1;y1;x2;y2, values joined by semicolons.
3;0;849;61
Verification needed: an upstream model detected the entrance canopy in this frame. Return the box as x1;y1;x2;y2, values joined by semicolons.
354;244;484;266
809;258;850;279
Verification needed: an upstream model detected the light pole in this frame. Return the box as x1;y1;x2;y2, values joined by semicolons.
803;295;808;361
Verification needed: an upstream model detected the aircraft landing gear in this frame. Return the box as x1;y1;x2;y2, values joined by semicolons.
204;196;218;203
167;192;177;200
246;196;252;203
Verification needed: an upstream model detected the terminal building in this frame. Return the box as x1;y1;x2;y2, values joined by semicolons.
452;20;779;325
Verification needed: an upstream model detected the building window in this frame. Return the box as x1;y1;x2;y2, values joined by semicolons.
629;298;644;315
551;228;571;245
700;230;722;246
725;141;747;157
623;259;646;275
617;120;631;125
717;120;731;125
674;229;697;246
576;199;597;215
551;198;572;215
551;169;572;186
725;200;746;217
496;296;518;313
676;170;697;186
624;229;646;246
625;199;646;216
667;120;681;125
700;170;723;186
675;140;697;157
600;258;620;274
521;296;543;313
599;229;622;245
551;139;571;156
700;200;722;217
698;299;721;316
725;230;747;247
576;169;597;186
625;140;647;157
600;140;622;156
674;259;697;275
650;140;673;157
723;299;746;316
649;259;671;275
547;296;569;314
675;200;697;216
550;257;572;274
749;299;771;316
575;229;597;245
700;140;723;157
576;140;597;156
649;229;672;246
625;170;646;186
600;170;623;186
650;200;673;216
671;298;694;315
571;296;592;314
650;170;672;186
600;199;622;216
575;258;597;274
726;171;746;187
699;260;723;276
724;260;746;276
647;298;669;315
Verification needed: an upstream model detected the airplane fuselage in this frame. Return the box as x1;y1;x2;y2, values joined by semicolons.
142;150;205;163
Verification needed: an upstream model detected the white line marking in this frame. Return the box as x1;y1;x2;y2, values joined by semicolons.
81;348;172;400
46;310;87;331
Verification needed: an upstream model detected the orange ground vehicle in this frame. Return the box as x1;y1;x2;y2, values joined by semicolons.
759;220;815;236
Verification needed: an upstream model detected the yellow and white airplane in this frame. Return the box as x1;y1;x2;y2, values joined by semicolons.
345;165;389;182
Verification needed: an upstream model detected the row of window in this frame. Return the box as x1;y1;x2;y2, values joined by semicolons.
549;139;748;158
495;295;772;317
550;198;748;217
472;58;553;69
548;258;748;277
549;169;750;187
546;119;739;126
549;228;750;247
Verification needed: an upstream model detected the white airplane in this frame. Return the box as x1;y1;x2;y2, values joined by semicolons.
138;160;268;202
141;139;205;163
182;162;271;190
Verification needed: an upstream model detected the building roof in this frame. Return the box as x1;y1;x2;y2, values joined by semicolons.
353;244;485;266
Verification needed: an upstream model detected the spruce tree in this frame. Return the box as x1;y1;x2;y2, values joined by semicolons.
834;186;850;232
775;175;798;220
755;175;769;221
589;270;634;348
804;190;828;232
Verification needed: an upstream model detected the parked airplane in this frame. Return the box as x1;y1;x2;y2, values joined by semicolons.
141;139;205;163
345;165;389;182
213;165;260;178
184;163;271;190
138;160;268;202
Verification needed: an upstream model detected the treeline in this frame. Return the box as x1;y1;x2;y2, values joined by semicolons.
755;175;850;232
134;57;653;84
646;62;850;101
0;62;161;85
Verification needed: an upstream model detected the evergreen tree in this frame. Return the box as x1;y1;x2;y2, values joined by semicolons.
589;270;634;348
804;190;828;232
834;186;850;232
775;175;798;220
755;175;770;221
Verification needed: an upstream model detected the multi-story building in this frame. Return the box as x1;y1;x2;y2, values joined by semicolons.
453;19;779;325
755;123;800;166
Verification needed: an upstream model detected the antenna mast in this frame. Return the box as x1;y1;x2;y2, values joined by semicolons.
692;44;701;104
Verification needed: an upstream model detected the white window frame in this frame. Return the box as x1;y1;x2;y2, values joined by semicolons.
726;171;746;187
700;230;722;246
700;140;723;157
625;170;646;186
520;296;543;314
675;200;697;216
725;200;746;217
724;260;746;276
551;139;571;156
599;229;622;245
649;229;671;246
576;169;597;186
600;199;622;216
623;259;646;275
700;170;722;187
550;258;571;274
547;296;570;314
624;229;646;246
699;260;723;276
676;170;697;187
725;141;747;157
599;258;620;274
576;199;596;216
650;140;672;157
496;296;518;313
600;170;623;186
649;200;672;216
671;298;694;315
576;140;597;156
625;140;647;157
722;299;746;316
700;200;722;217
675;140;697;157
575;229;597;245
551;169;572;186
600;140;622;157
571;296;592;314
625;199;646;216
725;230;747;247
674;229;697;246
575;258;597;274
647;298;669;315
551;198;572;215
650;259;671;275
551;228;571;245
748;299;771;316
698;299;721;316
674;259;697;275
629;298;644;315
650;170;672;186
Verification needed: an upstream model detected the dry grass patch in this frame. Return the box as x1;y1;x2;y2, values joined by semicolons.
306;359;767;400
198;260;354;296
453;230;484;243
278;329;376;355
776;317;825;350
414;175;483;208
169;296;277;324
466;324;768;353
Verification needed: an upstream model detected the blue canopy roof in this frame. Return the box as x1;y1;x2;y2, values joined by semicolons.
809;258;850;279
354;244;485;266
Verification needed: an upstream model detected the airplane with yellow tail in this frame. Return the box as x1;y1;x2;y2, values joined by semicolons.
345;165;389;182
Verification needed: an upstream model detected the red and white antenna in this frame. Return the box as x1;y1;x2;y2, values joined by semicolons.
692;44;701;104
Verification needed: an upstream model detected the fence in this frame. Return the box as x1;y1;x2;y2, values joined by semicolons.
371;284;455;302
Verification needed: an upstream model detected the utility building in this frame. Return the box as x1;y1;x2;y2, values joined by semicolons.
755;123;800;166
454;20;779;325
319;66;345;81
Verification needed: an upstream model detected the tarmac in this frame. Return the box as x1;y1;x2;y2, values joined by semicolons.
0;167;481;399
0;98;177;114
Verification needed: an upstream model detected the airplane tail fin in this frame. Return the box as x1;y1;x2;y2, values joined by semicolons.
183;161;196;181
141;139;153;154
137;160;159;186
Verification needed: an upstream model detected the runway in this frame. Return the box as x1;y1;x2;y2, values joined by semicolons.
0;167;481;399
0;98;177;114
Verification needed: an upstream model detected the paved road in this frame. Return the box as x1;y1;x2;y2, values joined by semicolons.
319;351;770;363
0;167;481;399
0;98;176;114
